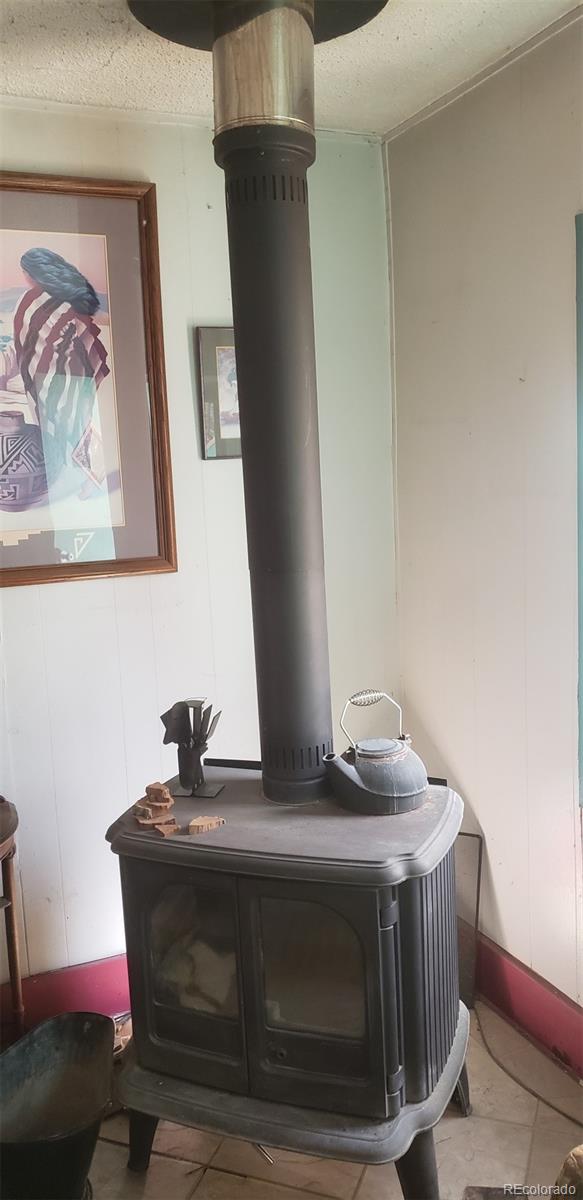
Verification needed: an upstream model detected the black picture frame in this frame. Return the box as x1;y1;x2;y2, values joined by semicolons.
196;326;241;460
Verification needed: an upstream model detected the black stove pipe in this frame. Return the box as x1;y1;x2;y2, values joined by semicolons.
213;2;332;802
216;125;333;802
128;0;389;803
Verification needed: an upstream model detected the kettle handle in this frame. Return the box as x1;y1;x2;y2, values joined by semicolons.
340;690;403;748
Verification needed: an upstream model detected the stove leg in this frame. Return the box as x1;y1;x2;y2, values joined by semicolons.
127;1110;159;1172
452;1060;472;1117
395;1129;439;1200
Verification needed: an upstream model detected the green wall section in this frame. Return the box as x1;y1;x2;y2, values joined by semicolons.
577;214;583;804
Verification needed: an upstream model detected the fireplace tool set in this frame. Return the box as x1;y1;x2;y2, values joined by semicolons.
160;698;222;797
106;3;471;1198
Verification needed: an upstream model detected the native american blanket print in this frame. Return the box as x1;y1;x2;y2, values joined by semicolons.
12;284;109;475
0;225;124;559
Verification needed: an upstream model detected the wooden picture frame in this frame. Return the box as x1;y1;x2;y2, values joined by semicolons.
0;172;176;586
197;326;241;459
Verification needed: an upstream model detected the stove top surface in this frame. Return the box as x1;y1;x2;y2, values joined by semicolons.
107;764;462;885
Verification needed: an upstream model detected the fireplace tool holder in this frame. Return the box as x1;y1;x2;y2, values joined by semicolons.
160;699;223;798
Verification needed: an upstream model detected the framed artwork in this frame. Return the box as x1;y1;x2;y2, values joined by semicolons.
0;172;176;586
197;326;241;459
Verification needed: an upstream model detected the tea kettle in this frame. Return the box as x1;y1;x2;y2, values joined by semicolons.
325;690;428;815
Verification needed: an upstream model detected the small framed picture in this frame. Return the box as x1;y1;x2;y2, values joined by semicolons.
0;171;176;587
197;327;241;459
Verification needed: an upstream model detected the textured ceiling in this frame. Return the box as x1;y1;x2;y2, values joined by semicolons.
0;0;579;135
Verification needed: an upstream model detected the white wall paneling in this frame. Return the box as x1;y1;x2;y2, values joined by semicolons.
0;106;395;978
386;22;583;1002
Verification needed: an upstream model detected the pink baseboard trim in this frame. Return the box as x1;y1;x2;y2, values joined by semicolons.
477;933;583;1077
1;954;129;1031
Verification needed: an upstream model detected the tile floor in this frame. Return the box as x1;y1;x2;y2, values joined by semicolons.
96;1003;582;1200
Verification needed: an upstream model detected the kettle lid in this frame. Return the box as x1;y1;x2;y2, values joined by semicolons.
356;737;408;761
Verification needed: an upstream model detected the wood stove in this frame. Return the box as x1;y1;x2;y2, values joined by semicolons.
110;2;471;1195
108;766;469;1191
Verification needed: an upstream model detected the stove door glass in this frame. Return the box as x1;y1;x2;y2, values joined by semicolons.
260;897;366;1037
239;879;389;1119
151;883;238;1017
120;858;247;1093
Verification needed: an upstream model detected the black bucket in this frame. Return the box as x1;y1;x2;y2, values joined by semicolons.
0;1012;114;1200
